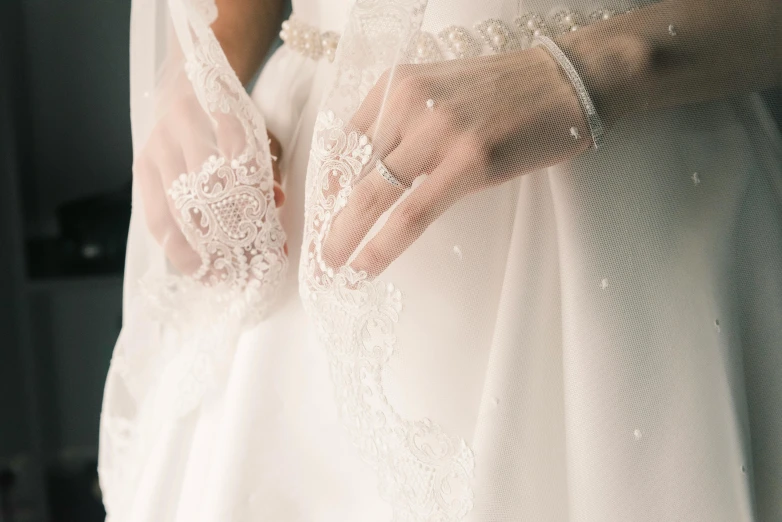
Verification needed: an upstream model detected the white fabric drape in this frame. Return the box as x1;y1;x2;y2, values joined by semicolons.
99;0;782;520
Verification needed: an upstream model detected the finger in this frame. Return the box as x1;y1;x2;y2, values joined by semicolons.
153;129;193;223
167;93;217;174
135;157;170;244
134;157;203;275
322;168;403;267
347;70;390;135
147;127;216;275
349;64;424;136
350;159;467;277
322;136;434;268
206;111;285;210
212;109;247;160
273;180;286;208
158;219;206;275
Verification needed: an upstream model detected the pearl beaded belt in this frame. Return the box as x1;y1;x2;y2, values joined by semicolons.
279;6;636;63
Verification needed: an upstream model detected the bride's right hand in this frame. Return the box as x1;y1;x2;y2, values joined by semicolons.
134;91;286;279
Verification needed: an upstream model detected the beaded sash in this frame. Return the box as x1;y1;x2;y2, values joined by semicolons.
280;6;635;63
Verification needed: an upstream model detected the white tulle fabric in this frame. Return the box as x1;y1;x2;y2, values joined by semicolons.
99;0;782;521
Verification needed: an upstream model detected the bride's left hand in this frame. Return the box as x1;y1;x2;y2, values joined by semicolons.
322;47;596;277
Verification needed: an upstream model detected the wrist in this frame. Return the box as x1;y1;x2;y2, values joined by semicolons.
557;29;652;129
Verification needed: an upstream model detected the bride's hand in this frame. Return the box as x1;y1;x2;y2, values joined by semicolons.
323;47;593;277
135;91;287;277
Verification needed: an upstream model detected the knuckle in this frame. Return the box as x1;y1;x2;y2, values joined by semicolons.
321;241;341;268
362;72;390;111
393;75;428;107
396;202;429;232
398;75;426;94
431;106;459;131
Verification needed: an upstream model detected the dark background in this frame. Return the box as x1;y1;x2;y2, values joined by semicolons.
0;1;780;521
2;1;132;521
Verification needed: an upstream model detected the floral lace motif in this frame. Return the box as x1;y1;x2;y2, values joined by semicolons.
301;1;475;517
300;111;475;522
130;0;288;418
98;414;136;518
168;155;285;296
101;0;287;514
176;29;287;305
162;0;287;308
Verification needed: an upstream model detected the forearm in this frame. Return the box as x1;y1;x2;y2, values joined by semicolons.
558;0;782;127
211;0;285;85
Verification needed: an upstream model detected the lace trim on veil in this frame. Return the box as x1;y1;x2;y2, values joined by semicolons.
100;0;287;515
300;0;477;519
301;111;476;522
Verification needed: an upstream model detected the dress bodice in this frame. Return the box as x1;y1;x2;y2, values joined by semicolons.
292;0;658;32
283;0;660;66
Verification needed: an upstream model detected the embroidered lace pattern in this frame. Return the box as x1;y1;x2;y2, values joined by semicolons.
100;0;287;515
299;110;475;522
118;0;289;420
298;0;477;517
122;0;288;409
174;25;287;303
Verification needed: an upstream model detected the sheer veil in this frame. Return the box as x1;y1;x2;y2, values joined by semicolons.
101;0;782;519
300;1;782;518
100;0;286;514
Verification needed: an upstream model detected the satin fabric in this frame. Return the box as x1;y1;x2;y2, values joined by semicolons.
99;0;782;520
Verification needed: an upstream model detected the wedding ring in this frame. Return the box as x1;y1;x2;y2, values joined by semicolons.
376;159;407;188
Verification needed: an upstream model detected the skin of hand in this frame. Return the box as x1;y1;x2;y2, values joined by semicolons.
322;48;591;277
136;89;287;277
136;0;287;275
323;0;782;278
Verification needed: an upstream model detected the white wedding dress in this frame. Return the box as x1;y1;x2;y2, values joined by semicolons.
99;0;782;520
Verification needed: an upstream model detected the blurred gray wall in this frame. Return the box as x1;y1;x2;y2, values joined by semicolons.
20;0;132;235
0;0;31;461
